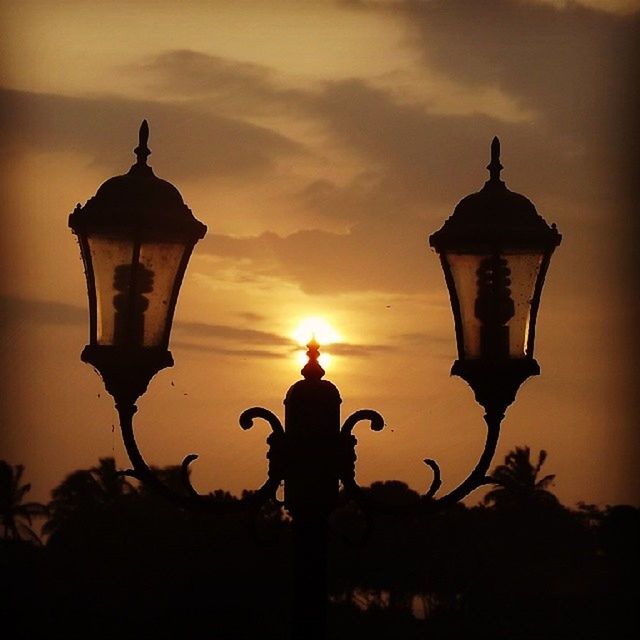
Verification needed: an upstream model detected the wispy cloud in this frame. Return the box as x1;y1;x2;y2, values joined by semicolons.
198;214;436;296
392;0;638;150
171;341;285;359
324;342;395;357
173;320;293;347
0;295;290;349
0;88;305;179
0;295;85;326
125;49;306;117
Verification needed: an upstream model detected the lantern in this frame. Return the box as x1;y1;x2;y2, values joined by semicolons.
69;121;207;403
429;138;561;413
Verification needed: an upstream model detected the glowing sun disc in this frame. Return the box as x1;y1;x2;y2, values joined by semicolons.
292;316;341;347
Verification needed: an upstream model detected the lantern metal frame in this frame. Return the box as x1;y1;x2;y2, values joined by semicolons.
69;126;561;640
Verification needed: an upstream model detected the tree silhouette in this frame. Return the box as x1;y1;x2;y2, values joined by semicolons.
43;456;136;539
0;460;47;543
483;446;558;510
3;451;638;640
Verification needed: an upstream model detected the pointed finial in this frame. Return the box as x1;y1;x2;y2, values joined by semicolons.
301;334;325;380
486;136;503;183
134;120;151;165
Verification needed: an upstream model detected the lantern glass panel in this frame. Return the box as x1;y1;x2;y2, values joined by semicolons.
136;240;187;347
87;235;187;348
87;234;135;346
446;251;543;360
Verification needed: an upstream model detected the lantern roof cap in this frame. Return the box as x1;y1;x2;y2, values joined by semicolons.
429;137;560;252
69;120;206;239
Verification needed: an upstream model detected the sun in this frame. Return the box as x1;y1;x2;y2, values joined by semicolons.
292;316;341;370
292;316;341;347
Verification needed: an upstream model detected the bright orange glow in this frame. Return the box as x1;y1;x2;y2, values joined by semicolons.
292;316;341;347
295;348;332;371
292;316;340;371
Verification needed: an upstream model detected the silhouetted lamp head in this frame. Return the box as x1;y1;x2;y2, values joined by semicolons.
69;121;207;403
429;138;561;413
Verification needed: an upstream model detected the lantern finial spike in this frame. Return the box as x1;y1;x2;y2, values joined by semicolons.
134;119;151;166
486;136;503;184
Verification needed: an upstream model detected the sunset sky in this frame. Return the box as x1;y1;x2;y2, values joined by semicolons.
1;0;638;509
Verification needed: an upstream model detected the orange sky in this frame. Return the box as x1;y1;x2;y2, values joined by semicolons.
1;0;638;508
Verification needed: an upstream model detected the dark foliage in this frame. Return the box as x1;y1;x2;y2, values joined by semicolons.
1;455;638;639
0;461;47;543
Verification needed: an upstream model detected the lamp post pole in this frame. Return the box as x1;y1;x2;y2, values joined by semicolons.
69;124;560;639
284;340;338;640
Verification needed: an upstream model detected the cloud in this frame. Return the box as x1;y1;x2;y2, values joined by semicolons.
394;0;639;148
0;294;397;359
120;45;605;225
127;48;578;205
306;78;574;202
338;0;638;192
126;49;304;117
237;311;268;323
325;342;395;356
0;88;304;179
323;1;639;220
174;339;395;360
5;13;631;303
528;0;640;16
0;295;85;326
172;320;293;347
199;212;436;296
342;0;640;19
0;294;289;350
171;341;285;359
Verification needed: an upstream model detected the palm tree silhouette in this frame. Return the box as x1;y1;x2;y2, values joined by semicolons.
0;460;48;543
43;457;136;538
483;446;558;510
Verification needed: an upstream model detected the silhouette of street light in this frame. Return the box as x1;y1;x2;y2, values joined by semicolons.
69;123;560;640
68;120;206;405
430;137;560;410
429;137;561;496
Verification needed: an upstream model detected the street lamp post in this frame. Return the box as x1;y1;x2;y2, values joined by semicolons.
69;123;560;639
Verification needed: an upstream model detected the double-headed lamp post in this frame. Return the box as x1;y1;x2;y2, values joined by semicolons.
69;123;560;639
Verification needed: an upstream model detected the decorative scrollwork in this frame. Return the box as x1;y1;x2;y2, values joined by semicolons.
338;409;503;522
239;406;284;435
422;458;442;500
340;409;385;436
116;401;285;515
180;453;201;499
238;406;286;500
337;410;385;515
117;397;503;536
238;406;287;544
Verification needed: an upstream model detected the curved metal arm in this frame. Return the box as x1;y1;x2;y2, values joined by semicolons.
343;410;502;521
117;402;282;514
428;410;501;509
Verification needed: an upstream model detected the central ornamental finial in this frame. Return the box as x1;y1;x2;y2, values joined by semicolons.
134;120;151;166
301;335;325;380
486;136;503;184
